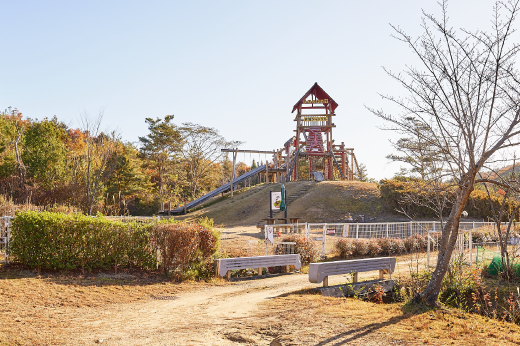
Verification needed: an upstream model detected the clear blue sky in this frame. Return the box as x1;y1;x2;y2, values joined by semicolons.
0;1;501;180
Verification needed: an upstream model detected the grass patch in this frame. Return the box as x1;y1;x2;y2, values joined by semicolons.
0;264;226;345
257;292;520;345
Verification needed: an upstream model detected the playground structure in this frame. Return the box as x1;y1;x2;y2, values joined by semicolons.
224;83;361;184
164;83;360;214
288;82;360;181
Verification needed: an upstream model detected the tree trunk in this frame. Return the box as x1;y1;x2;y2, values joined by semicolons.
415;180;474;306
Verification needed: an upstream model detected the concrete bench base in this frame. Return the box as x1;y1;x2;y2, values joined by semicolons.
316;279;396;298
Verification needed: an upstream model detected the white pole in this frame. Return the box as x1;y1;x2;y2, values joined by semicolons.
427;230;430;268
469;227;473;267
385;223;389;238
322;224;326;256
356;223;359;239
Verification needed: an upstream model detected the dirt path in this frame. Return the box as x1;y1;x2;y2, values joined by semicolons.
57;253;435;346
66;273;327;345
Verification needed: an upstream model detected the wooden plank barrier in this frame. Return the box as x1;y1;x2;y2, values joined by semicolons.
308;257;396;287
215;254;301;279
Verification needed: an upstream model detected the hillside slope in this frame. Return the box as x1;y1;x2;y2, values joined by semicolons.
175;181;403;227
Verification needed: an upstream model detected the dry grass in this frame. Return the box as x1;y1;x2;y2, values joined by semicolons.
250;292;520;345
175;181;404;227
0;265;226;345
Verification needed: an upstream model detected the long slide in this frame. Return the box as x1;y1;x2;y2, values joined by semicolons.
170;165;266;214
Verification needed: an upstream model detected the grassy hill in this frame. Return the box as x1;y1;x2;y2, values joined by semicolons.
175;181;405;227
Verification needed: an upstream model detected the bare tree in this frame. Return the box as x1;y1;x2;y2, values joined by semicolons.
369;0;520;305
79;111;118;215
178;123;241;200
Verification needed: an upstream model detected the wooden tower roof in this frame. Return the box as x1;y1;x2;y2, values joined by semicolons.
292;82;339;113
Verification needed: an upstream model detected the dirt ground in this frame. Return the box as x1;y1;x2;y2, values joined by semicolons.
2;226;520;345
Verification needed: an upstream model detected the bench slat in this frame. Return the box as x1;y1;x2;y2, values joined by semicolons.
308;257;396;284
216;254;301;277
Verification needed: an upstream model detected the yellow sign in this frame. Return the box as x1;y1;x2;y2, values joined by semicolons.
302;99;328;104
303;116;327;122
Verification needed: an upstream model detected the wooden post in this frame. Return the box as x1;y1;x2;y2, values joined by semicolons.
168;201;171;216
353;272;358;283
323;276;328;287
341;142;346;180
226;270;231;280
258;267;262;276
214;260;220;277
379;270;384;280
231;149;236;197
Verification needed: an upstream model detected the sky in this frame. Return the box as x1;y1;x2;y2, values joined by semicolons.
0;1;505;180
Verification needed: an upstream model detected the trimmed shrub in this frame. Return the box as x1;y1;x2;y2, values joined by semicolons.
352;239;369;257
336;238;355;259
9;210;156;271
151;222;219;279
367;240;382;257
282;235;320;265
376;237;405;256
334;234;429;259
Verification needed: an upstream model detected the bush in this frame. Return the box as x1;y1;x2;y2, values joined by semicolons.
151;222;219;279
352;239;369;257
282;235;320;265
9;210;157;271
336;238;355;259
379;178;520;219
334;234;429;259
377;237;405;256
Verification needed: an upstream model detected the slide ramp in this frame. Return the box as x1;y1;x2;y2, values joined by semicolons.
171;165;266;214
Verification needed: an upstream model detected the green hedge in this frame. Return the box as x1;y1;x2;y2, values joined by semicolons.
9;211;157;270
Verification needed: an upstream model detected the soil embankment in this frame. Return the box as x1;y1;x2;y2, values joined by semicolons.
176;181;403;227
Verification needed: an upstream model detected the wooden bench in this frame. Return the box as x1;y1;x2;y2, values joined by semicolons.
215;254;301;279
308;257;396;287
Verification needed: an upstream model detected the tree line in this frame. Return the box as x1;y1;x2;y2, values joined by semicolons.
0;109;242;215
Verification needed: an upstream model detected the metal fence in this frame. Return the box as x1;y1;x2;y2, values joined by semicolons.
265;221;495;262
0;217;12;263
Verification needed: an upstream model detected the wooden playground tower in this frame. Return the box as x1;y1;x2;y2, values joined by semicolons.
288;82;359;181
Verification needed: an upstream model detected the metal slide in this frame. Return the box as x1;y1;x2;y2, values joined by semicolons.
170;165;266;214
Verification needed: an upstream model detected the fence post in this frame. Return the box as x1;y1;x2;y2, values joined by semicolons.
385;223;389;238
356;223;359;239
469;227;473;267
322;224;327;256
342;224;348;237
305;223;309;238
409;221;413;237
5;217;10;264
427;230;430;269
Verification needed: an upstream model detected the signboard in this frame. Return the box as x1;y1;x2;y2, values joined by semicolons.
327;229;335;235
271;192;282;211
265;226;274;244
303;116;327;122
302;99;328;104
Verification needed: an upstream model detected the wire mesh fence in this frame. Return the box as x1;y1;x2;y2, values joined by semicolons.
263;221;498;271
0;217;12;263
